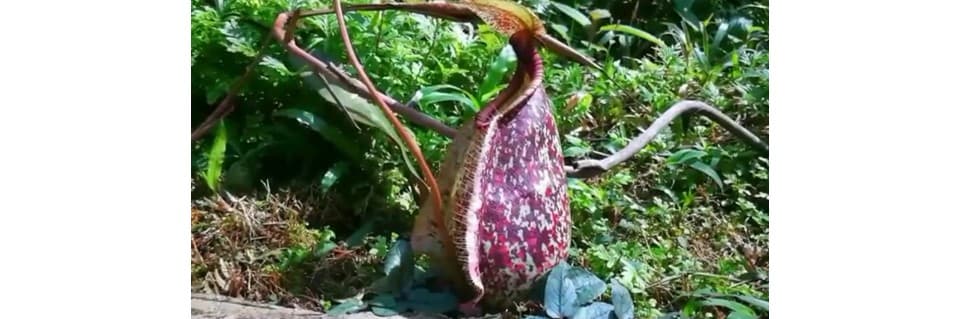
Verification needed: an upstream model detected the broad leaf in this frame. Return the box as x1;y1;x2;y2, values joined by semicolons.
726;312;757;319
309;78;422;181
610;280;634;319
369;294;400;317
599;24;667;48
667;149;707;165
550;2;591;27
567;267;606;305
700;298;756;317
383;239;415;293
371;306;400;317
416;84;480;112
326;298;366;316
732;295;768;312
274;108;362;162
544;262;578;318
689;161;724;190
404;288;459;313
572;302;615;319
672;0;701;29
321;161;351;193
589;9;611;22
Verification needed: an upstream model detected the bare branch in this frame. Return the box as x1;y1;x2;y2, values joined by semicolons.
565;100;768;179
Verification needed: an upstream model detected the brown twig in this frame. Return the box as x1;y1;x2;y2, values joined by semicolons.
192;34;272;141
328;0;455;260
271;11;456;137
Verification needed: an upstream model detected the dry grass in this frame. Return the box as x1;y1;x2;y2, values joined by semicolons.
191;185;384;311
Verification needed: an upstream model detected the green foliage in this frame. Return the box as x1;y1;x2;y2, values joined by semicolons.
192;0;769;317
529;261;636;319
325;239;460;316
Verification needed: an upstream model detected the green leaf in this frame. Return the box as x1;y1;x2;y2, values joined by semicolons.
344;219;376;247
203;120;228;192
371;306;400;317
383;239;415;293
667;149;707;165
726;312;757;319
369;294;398;309
259;56;293;77
404;288;458;313
700;298;756;317
416;84;479;113
589;9;612;22
572;302;614;319
672;0;701;29
326;298;366;316
732;295;768;312
549;23;571;42
321;161;350;192
567;267;606;305
479;45;517;103
610;280;635;319
274;108;362;162
309;79;422;181
689;161;724;190
551;2;591;27
599;24;667;48
544;262;578;318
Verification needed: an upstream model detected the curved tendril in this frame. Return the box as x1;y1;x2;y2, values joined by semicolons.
330;0;458;266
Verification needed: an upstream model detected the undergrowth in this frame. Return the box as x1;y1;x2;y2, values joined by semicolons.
191;0;769;318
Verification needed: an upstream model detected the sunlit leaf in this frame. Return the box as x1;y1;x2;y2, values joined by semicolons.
203;120;228;192
416;84;480;112
479;45;517;103
599;24;667;47
589;9;611;22
550;2;591;27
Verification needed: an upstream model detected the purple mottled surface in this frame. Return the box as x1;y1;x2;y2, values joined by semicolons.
473;84;571;307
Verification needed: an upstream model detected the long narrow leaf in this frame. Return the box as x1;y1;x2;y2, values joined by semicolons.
600;24;667;47
203;120;229;191
416;84;479;112
689;161;724;190
310;77;422;181
479;45;517;103
550;2;591;27
274;108;363;162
